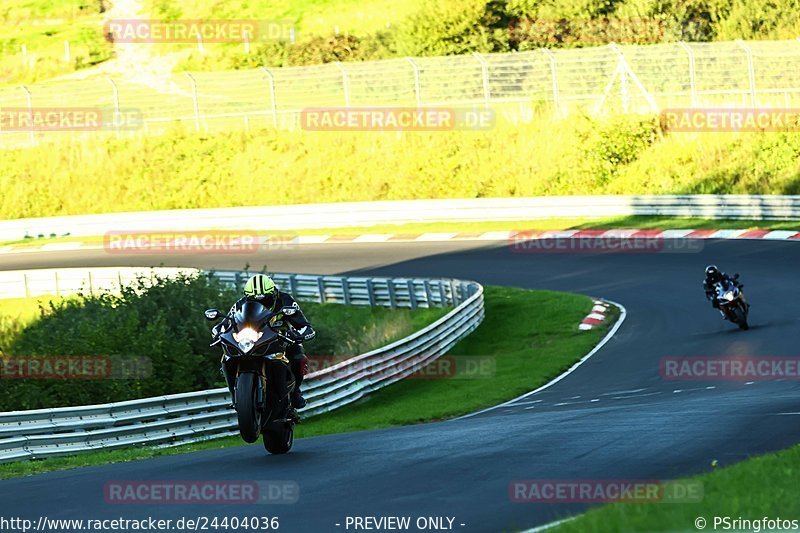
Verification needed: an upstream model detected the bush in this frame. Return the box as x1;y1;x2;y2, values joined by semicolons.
0;274;448;411
0;274;235;411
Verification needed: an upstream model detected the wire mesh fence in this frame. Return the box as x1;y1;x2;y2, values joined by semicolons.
1;39;799;147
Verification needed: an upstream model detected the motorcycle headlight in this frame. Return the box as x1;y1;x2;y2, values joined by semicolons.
724;292;735;301
233;327;262;353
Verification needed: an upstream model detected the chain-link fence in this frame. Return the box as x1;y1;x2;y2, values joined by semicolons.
1;39;799;147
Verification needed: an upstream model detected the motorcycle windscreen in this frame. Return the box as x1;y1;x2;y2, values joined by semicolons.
234;300;272;330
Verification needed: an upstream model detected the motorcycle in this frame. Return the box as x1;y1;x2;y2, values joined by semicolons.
205;301;300;454
714;275;749;330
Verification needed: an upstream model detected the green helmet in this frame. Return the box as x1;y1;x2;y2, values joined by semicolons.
243;274;277;306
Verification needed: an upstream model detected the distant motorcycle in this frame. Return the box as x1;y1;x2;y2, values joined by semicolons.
205;302;300;454
714;275;749;330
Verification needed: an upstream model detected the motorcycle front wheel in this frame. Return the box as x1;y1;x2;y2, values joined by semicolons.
734;306;749;330
235;372;262;443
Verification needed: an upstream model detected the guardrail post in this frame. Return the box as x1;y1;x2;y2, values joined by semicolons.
472;52;491;110
19;85;35;146
183;72;201;131
341;278;350;305
317;277;326;303
54;272;60;297
334;62;351;107
234;271;243;288
365;279;376;306
438;281;446;307
540;49;560;117
288;274;298;296
423;280;433;308
736;40;757;108
406;280;417;310
87;272;94;295
386;280;397;308
678;42;697;106
260;67;279;128
23;273;29;298
406;57;422;108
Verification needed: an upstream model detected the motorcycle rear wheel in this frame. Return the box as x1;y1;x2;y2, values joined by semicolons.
263;424;294;454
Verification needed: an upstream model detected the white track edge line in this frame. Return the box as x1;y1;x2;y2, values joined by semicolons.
455;298;627;420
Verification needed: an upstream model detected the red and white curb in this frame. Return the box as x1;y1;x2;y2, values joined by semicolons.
1;227;799;255
579;300;610;331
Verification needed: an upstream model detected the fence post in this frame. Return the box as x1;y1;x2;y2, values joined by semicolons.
678;42;697;106
540;49;560;117
107;76;121;132
334;62;351;107
609;44;630;114
19;85;36;146
260;67;279;128
23;273;29;298
472;52;490;110
406;57;422;107
54;272;60;297
183;72;201;131
736;40;757;108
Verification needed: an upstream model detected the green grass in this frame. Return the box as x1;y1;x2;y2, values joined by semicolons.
3;114;800;221
0;285;613;479
0;0;112;84
551;444;800;533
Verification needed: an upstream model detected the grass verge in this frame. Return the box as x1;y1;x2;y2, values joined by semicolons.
550;443;800;533
0;285;614;479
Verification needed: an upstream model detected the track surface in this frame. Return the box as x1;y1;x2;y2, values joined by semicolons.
2;240;800;532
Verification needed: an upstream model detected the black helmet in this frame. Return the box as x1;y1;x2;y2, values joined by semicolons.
705;265;719;278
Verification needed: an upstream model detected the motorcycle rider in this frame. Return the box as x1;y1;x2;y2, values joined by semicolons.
221;274;314;409
703;265;747;314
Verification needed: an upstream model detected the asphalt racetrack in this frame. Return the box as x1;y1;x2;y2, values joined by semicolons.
2;238;799;532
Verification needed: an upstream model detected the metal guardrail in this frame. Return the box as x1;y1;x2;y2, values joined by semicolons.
0;269;484;463
2;195;800;242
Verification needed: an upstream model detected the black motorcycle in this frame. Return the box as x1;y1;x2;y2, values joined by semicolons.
205;301;300;454
714;275;749;330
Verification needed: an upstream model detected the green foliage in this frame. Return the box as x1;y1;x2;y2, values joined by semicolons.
0;275;447;411
391;0;510;57
4;113;799;220
0;274;235;410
